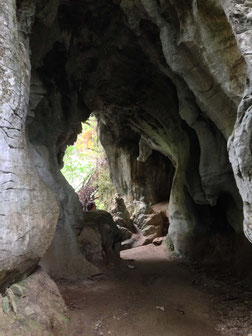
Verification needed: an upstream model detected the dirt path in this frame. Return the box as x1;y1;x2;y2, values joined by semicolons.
59;244;252;336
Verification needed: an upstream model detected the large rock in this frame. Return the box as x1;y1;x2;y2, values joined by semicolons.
132;201;165;240
120;207;165;250
28;0;252;268
0;0;59;289
78;211;122;265
0;270;68;336
111;194;135;232
152;201;170;235
152;201;169;219
92;0;251;260
118;226;133;241
139;213;164;238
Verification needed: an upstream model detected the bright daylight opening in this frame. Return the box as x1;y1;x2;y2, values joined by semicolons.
61;115;115;211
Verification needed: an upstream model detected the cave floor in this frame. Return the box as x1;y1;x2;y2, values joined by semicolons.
58;245;252;336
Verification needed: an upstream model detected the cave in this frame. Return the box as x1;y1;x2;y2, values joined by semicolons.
0;0;252;335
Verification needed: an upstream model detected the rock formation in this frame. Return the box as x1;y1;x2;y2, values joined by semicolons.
111;194;135;232
78;210;122;265
0;270;68;336
0;0;59;289
223;0;252;243
0;0;252;290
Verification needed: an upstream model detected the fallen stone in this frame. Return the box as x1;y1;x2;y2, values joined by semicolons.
117;226;133;241
141;213;164;239
153;237;165;246
151;201;169;218
111;194;135;232
79;210;122;265
0;270;68;336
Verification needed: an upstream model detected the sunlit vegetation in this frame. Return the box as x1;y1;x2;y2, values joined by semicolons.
61;116;115;210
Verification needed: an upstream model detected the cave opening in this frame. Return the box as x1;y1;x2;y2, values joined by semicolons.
59;112;176;254
25;0;252;288
1;0;252;335
60;115;116;211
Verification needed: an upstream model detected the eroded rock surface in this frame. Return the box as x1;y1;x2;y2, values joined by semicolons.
0;270;68;336
0;0;59;288
223;0;252;243
78;211;122;265
111;194;135;232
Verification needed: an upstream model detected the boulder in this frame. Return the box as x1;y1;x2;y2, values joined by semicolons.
111;194;135;232
0;270;68;336
120;212;165;250
151;201;169;219
78;210;122;265
151;201;170;236
153;237;165;246
142;213;164;239
117;226;133;241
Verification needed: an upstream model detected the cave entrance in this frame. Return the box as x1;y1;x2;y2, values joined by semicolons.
61;115;115;211
61;115;175;253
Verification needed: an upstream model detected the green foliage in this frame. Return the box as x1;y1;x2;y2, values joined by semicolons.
62;147;95;191
94;159;116;211
61;116;115;210
167;237;174;251
61;116;101;191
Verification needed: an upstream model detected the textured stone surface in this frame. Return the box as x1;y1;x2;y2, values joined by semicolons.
152;201;169;219
0;0;59;288
118;226;133;241
222;0;252;243
153;237;165;246
0;270;68;336
78;211;122;265
27;1;100;279
28;82;98;278
141;213;164;237
112;0;247;256
98;119;175;206
111;194;135;232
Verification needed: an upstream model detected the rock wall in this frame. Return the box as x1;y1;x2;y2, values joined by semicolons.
26;2;103;279
222;0;252;243
98;118;175;205
122;0;245;253
0;0;59;288
87;0;248;257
